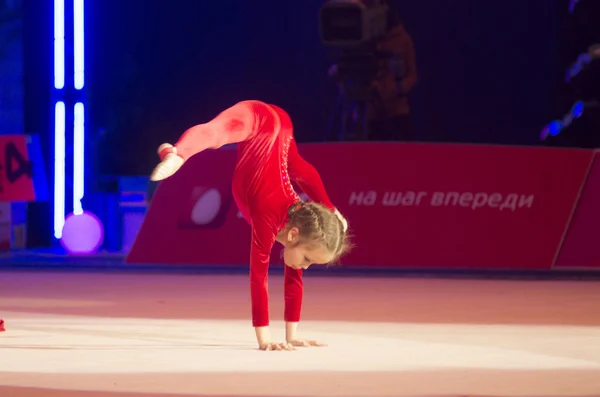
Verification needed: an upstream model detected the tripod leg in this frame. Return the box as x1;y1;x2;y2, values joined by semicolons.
326;89;343;142
346;100;361;141
340;97;349;142
361;102;369;141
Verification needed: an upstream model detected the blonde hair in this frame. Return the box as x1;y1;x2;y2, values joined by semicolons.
286;201;353;263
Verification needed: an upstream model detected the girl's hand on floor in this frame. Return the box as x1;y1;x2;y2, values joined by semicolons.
287;339;327;347
259;341;295;351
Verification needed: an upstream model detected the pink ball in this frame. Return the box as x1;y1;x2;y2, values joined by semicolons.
60;211;104;254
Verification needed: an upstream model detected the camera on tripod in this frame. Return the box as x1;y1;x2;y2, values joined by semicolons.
320;0;394;81
319;0;398;140
320;0;401;87
319;0;389;47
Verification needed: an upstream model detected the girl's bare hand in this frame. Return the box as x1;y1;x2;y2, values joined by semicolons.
259;342;295;351
287;339;327;347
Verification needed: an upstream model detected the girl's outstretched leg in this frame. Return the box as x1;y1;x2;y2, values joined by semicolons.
149;101;261;181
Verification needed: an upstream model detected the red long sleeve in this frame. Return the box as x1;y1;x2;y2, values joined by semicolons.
249;215;278;327
288;139;335;211
284;266;303;322
281;141;336;323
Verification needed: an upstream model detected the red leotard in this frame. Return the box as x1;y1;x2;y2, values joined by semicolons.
172;100;335;327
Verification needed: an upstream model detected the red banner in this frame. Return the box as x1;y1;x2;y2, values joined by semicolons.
128;143;593;269
555;151;600;269
0;135;37;202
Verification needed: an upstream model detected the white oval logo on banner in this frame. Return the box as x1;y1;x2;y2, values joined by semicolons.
191;189;222;225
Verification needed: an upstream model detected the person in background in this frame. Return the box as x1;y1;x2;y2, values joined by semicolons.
368;3;417;141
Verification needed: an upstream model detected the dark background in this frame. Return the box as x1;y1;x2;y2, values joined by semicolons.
21;0;597;246
23;0;571;177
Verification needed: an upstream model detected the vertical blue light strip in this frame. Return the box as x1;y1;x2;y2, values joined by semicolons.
73;0;86;216
54;0;65;89
73;102;85;215
74;0;84;90
55;0;87;237
54;0;66;238
54;102;66;238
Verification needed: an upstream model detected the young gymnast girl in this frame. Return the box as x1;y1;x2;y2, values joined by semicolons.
151;100;351;351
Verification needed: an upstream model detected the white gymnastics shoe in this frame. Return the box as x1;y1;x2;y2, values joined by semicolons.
150;143;184;181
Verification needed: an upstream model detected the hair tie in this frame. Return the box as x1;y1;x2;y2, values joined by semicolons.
288;201;304;216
